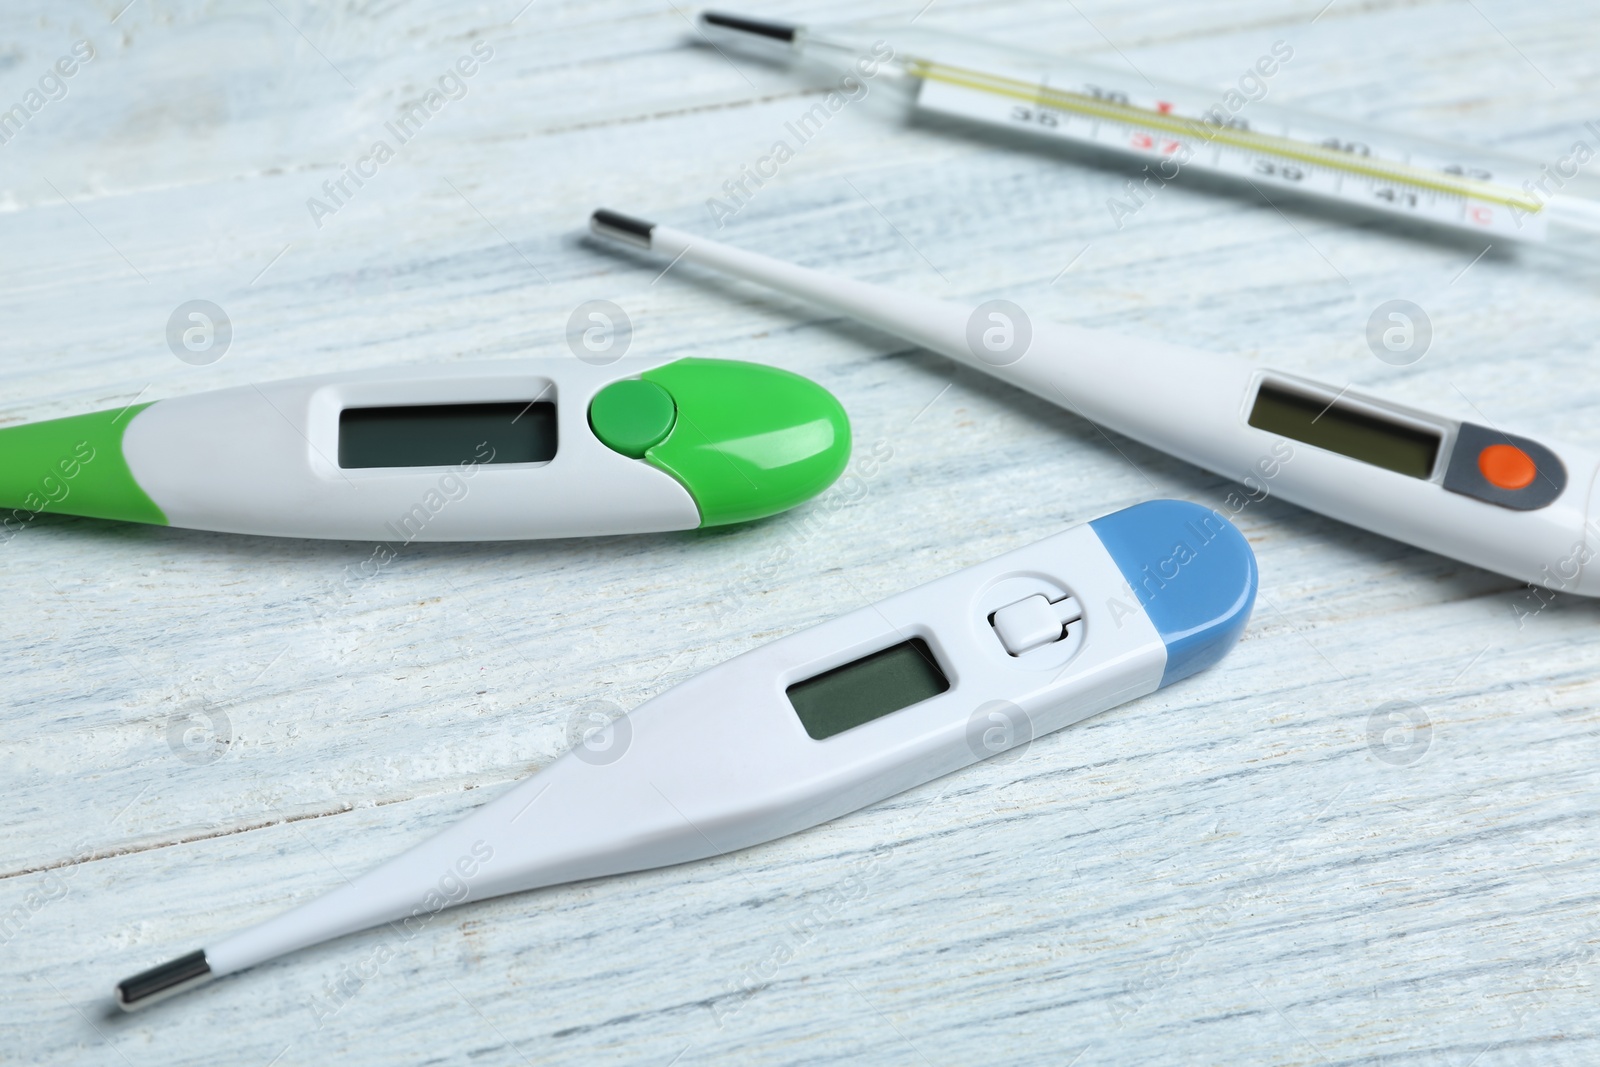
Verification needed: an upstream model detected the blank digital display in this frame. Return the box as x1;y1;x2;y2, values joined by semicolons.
339;402;556;469
787;638;950;741
1248;382;1439;479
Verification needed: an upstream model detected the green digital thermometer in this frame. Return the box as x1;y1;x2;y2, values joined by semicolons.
0;357;851;540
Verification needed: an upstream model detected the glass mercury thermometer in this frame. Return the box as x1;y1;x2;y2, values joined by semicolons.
114;499;1256;1008
0;358;849;540
590;209;1600;596
700;11;1600;247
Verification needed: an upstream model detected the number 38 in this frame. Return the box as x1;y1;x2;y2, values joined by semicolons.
1010;105;1059;128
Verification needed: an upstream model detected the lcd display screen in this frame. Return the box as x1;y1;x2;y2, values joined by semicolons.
1248;382;1439;479
339;402;556;468
787;638;950;741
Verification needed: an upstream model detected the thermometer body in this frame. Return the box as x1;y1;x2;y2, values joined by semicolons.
115;498;1256;1008
592;211;1600;596
700;12;1600;247
0;357;851;540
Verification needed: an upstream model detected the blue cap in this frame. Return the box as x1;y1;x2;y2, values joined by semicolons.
1089;499;1257;686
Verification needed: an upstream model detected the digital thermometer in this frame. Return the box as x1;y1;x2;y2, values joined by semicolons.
114;498;1256;1009
0;357;851;540
590;209;1600;596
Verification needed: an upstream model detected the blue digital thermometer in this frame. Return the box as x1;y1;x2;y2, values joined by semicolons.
115;499;1256;1009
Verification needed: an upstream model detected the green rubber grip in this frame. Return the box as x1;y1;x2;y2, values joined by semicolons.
0;404;167;525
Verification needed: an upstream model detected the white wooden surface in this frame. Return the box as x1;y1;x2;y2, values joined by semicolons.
4;1;1600;1063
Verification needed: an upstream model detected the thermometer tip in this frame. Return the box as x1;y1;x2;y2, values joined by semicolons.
590;208;656;249
114;949;213;1011
699;11;797;43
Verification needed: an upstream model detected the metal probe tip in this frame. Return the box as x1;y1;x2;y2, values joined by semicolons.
699;11;798;43
114;949;213;1011
590;209;656;249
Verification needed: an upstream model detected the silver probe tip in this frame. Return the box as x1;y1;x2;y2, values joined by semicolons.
114;949;213;1011
590;209;656;249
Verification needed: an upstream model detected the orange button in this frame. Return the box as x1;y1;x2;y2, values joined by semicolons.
1478;443;1537;490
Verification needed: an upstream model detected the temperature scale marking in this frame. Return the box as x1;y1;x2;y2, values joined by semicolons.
908;58;1547;239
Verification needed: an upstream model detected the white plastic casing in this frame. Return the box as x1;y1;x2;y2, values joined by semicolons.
643;223;1600;595
200;503;1256;978
120;359;701;540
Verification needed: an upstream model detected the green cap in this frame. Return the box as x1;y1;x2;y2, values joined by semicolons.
0;404;167;526
588;357;851;527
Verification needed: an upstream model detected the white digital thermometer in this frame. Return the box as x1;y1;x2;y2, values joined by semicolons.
114;498;1256;1009
0;357;850;540
591;210;1600;596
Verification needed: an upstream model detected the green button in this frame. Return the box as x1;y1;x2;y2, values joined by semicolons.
588;378;677;459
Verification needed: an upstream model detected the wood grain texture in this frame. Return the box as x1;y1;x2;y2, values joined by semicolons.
3;1;1600;1063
